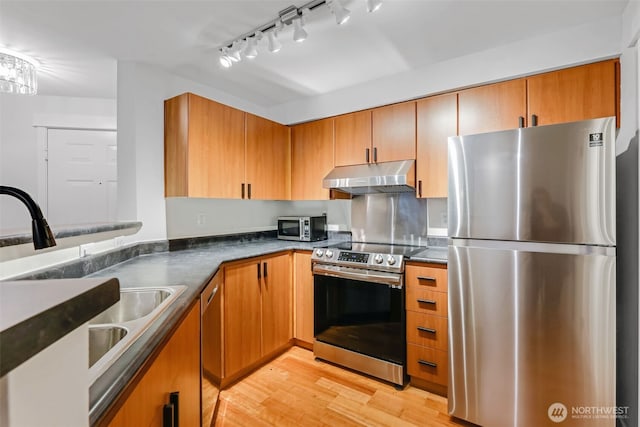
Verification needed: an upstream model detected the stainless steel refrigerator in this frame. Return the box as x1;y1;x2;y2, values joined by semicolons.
448;117;616;427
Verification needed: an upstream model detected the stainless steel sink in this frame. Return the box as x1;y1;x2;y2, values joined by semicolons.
89;325;128;367
88;286;186;384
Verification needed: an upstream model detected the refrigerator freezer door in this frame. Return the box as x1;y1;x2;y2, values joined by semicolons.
448;241;616;427
448;117;616;246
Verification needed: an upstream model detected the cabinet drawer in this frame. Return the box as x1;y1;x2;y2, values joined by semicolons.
407;344;448;386
406;312;447;351
406;264;447;292
405;288;447;316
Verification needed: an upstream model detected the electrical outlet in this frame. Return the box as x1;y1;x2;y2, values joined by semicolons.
197;213;206;226
440;211;448;226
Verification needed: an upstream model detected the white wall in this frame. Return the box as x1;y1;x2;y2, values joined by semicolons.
0;95;116;231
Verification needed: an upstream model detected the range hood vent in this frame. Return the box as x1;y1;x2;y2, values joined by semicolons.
322;160;416;195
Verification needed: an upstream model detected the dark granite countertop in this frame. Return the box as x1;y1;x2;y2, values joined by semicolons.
408;247;448;264
86;238;343;425
0;278;120;377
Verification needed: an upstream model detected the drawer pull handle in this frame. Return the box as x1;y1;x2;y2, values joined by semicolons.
417;276;436;282
163;404;174;427
417;299;436;305
418;359;437;368
417;326;436;334
170;391;179;427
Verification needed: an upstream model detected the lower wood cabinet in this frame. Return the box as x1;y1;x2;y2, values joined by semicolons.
293;251;314;347
405;262;448;396
105;302;200;427
223;252;292;380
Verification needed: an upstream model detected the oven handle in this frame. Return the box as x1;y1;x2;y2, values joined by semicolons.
312;264;403;288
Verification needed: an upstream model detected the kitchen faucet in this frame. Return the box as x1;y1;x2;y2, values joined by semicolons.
0;185;56;249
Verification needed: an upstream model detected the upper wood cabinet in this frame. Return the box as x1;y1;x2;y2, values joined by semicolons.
458;79;527;136
245;114;291;200
165;93;290;200
291;118;334;200
416;93;457;199
372;101;417;162
527;59;619;127
165;93;245;198
334;110;372;167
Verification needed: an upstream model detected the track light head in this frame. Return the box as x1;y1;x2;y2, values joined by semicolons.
219;48;233;68
267;31;282;53
292;17;307;42
329;0;351;25
366;0;382;13
229;41;242;62
244;36;258;59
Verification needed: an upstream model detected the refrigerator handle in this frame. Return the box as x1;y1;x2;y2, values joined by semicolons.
518;116;525;128
531;114;538;127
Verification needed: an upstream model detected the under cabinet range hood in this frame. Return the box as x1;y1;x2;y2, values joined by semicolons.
322;160;416;195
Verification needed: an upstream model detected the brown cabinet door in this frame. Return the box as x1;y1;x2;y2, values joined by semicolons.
294;251;314;344
224;261;262;377
261;253;292;355
416;94;457;199
106;303;200;427
458;79;527;136
527;59;618;127
334;110;372;166
291;118;334;200
246;114;291;200
372;101;416;162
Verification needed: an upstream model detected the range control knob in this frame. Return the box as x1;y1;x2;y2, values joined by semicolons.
315;249;324;257
374;254;384;264
325;250;334;258
387;255;396;265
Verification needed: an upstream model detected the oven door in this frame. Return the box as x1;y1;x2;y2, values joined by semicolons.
313;264;405;366
277;218;302;240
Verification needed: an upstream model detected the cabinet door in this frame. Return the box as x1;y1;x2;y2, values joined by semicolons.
458;79;526;135
261;253;292;355
294;251;314;344
106;303;200;427
372;102;416;162
246;114;291;200
334;110;372;166
188;94;246;198
224;261;262;377
416;93;457;199
527;59;618;127
291;118;334;200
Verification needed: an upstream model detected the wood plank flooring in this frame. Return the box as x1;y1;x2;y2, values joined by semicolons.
215;346;473;427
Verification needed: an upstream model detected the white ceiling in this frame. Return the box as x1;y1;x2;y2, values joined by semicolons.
0;0;629;106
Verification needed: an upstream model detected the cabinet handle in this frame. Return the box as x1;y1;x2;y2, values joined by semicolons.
418;180;422;198
248;183;252;199
170;392;179;427
417;299;436;305
417;326;436;334
518;116;525;128
241;183;245;199
163;404;174;427
365;148;370;163
531;114;538;127
263;262;268;278
417;276;436;282
373;147;378;163
418;359;437;368
257;262;261;279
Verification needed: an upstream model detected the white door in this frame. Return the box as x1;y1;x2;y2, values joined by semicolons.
47;129;117;226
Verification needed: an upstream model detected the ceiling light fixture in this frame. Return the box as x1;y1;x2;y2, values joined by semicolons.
328;0;351;25
217;0;382;69
0;48;38;95
366;0;382;13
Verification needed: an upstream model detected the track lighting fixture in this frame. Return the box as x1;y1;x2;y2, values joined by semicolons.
328;0;351;25
217;0;383;69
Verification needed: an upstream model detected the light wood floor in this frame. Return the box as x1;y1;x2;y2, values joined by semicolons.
215;346;473;427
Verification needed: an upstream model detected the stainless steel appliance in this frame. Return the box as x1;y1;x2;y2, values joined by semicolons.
448;117;616;426
312;242;422;386
201;276;221;427
323;160;416;194
277;216;327;241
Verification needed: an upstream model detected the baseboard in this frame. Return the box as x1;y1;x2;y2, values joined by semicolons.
410;377;447;397
220;341;293;389
293;338;313;350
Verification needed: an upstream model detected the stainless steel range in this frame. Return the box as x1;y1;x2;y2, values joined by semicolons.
311;241;422;387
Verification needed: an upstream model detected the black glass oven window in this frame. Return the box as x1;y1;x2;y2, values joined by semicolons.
278;220;300;237
314;274;405;365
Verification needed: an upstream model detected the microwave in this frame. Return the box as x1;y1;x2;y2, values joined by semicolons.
277;216;327;242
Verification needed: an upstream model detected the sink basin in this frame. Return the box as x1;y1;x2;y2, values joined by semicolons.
89;325;128;367
88;285;186;385
89;289;172;324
